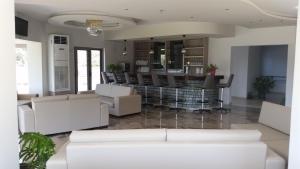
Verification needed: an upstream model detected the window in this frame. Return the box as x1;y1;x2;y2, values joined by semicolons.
16;44;29;94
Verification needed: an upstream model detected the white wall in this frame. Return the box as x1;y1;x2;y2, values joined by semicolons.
15;12;134;94
230;46;249;98
209;26;296;105
0;0;19;168
288;1;300;167
247;46;262;94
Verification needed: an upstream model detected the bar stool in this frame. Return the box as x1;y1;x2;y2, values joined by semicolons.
152;73;166;107
167;75;184;110
215;74;234;113
137;73;152;105
199;75;217;113
101;72;110;84
124;72;137;85
112;72;124;84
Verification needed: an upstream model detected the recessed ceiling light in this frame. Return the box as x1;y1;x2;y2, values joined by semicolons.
295;6;298;9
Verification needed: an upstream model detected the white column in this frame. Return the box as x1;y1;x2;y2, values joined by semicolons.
288;2;300;168
0;0;19;169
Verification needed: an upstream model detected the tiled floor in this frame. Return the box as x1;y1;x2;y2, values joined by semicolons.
108;105;260;130
51;102;261;151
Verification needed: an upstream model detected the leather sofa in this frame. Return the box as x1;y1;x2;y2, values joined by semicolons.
231;101;290;164
47;129;285;169
95;84;141;116
18;94;109;135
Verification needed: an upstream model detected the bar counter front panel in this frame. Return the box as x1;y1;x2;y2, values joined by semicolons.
126;73;224;110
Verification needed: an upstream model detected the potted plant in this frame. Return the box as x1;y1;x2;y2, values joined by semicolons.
253;76;275;99
107;64;116;73
205;64;218;76
19;132;55;169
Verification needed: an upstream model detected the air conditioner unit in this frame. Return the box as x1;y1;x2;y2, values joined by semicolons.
48;34;71;95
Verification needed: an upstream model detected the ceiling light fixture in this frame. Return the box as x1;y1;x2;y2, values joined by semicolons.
122;40;127;56
86;20;103;36
181;35;187;54
149;37;154;55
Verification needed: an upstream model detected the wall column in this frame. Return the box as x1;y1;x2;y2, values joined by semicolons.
0;0;19;169
288;2;300;168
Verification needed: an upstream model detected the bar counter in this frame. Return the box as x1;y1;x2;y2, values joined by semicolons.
125;73;225;110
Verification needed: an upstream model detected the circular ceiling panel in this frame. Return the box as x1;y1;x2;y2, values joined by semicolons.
48;13;136;30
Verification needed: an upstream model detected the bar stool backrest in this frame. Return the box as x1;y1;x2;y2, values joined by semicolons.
111;72;118;84
167;75;178;88
152;73;161;87
137;73;144;86
101;72;109;84
225;74;234;88
203;75;216;89
124;72;131;84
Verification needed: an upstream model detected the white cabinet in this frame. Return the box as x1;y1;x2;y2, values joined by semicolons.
48;34;71;95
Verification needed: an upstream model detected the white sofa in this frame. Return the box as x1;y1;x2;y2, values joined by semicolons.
47;129;285;169
231;101;290;162
18;94;109;135
95;84;141;116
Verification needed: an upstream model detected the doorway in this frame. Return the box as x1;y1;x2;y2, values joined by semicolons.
230;45;288;107
75;47;103;93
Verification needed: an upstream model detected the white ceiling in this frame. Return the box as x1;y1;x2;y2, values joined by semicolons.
15;0;298;28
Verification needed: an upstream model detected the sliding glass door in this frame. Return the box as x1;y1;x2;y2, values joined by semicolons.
75;47;103;93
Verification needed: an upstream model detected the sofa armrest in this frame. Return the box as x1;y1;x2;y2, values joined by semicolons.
18;105;35;133
46;142;68;169
266;148;286;169
100;103;109;126
114;95;141;116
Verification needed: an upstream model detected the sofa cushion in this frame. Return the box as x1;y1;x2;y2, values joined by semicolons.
70;129;167;143
68;94;99;100
66;142;267;169
96;84;132;97
31;95;68;103
259;101;291;135
46;142;68;169
231;124;289;141
167;129;262;142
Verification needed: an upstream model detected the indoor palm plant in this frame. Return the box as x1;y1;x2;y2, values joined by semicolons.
253;76;275;99
19;132;55;169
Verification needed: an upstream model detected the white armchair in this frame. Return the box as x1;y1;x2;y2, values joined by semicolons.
96;84;142;116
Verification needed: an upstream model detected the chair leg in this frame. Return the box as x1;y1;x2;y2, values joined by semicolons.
214;87;230;113
199;89;211;113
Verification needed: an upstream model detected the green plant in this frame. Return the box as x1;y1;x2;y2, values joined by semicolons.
107;64;116;73
19;132;55;169
205;64;218;74
114;64;122;72
253;76;275;99
107;64;122;72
